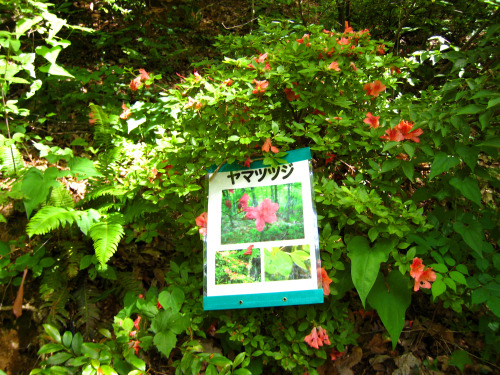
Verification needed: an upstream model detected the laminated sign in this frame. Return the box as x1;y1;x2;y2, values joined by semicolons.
203;148;323;310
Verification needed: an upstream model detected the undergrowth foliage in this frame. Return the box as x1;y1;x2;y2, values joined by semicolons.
0;2;499;374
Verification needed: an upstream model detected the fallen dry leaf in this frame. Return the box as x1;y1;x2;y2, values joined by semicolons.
13;268;28;318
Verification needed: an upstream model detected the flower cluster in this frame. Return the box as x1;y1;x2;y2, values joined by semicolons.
363;112;380;129
320;267;332;296
244;198;279;232
380;120;423;143
304;326;331;349
130;68;150;91
363;80;386;97
195;212;207;236
410;257;436;292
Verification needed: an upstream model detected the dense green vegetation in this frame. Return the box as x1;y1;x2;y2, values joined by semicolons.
0;0;499;374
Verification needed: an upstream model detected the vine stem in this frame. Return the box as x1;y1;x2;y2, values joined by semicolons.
1;67;17;174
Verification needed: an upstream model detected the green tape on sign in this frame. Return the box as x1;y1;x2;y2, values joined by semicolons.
203;289;324;310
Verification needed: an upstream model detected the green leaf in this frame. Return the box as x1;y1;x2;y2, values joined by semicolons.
100;365;118;375
402;142;415;158
158;287;185;313
449;350;473;371
68;157;103;179
72;333;83;356
228;135;240;141
39;63;75;78
455;144;478;171
487;97;500;109
401;161;414;180
477;136;500;148
381;159;400;173
27;206;79;236
290;250;310;270
431;278;446;300
347;237;392;308
449;176;481;205
89;221;124;265
43;324;61;343
153;331;177;358
127;117;147;133
45;352;73;365
37;343;65;355
62;331;73;348
487;296;500;318
233;352;246;368
367;271;411;350
428;152;460;180
453;221;484;257
456;104;484;115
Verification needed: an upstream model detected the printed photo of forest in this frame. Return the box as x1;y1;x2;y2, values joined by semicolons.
215;249;261;285
220;183;305;244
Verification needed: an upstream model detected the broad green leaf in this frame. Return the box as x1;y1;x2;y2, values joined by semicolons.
453;221;484;257
99;365;118;375
127;117;147;133
381;159;400;173
43;324;61;343
37;343;65;355
233;352;246;368
455;144;478;171
401;161;414;180
290;250;310;270
477;136;500;148
347;237;391;308
449;271;467;285
68;157;103;179
431;278;446;300
62;331;73;348
264;248;293;277
449;176;481;205
153;331;177;358
487;97;500;109
43;63;75;77
72;333;83;356
428;152;460;180
45;352;73;365
487;296;500;318
456;104;484;115
449;350;473;371
158;287;185;313
367;271;411;350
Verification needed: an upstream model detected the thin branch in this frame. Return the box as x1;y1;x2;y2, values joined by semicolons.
222;18;259;30
391;0;418;55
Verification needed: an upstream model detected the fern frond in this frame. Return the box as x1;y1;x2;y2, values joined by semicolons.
26;206;80;236
89;221;124;265
0;144;23;174
123;197;159;224
73;281;100;338
40;269;70;330
115;271;144;297
86;185;129;201
48;185;75;208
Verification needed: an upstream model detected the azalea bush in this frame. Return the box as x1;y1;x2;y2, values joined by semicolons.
2;2;498;373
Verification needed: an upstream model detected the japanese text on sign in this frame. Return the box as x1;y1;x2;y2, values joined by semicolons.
226;164;295;185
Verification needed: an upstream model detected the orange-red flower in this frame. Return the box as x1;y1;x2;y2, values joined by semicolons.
139;68;150;81
284;86;300;101
350;62;358;71
297;34;311;46
330;348;346;361
337;37;350;46
262;138;279;153
344;21;354;34
363;80;386;97
317;326;331;345
238;193;250;211
363;112;380;129
304;327;321;349
88;112;96;126
130;76;141;91
410;257;436;292
325;152;336;165
321;267;332;296
244;199;279;232
120;102;132;120
223;78;234;86
193;71;202;82
184;97;203;110
390;66;401;75
376;44;385;55
380;128;404;142
195;212;208;236
225;200;232;209
133;315;141;331
243;157;253;168
328;61;340;71
244;245;254;255
252;79;269;95
396;120;423;143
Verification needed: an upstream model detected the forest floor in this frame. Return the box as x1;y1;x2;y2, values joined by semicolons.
0;1;498;374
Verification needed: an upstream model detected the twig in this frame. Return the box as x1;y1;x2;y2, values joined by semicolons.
391;0;417;55
222;18;259;30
